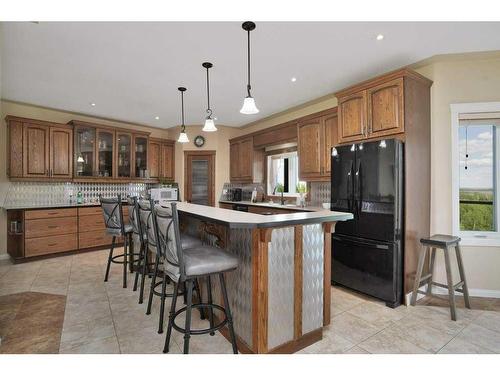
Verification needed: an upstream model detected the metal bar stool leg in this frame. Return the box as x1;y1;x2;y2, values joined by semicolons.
411;243;427;306
455;244;471;309
220;273;238;354
443;246;457;321
104;236;116;282
183;279;194;354
163;282;179;353
426;247;436;296
146;253;160;315
194;279;206;320
158;272;169;334
138;247;148;304
207;276;215;336
129;233;134;273
133;242;144;292
123;235;128;288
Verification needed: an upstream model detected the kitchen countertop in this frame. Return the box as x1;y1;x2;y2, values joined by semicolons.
218;200;327;212
175;202;352;229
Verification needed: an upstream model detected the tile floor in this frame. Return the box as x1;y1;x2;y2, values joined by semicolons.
1;248;500;354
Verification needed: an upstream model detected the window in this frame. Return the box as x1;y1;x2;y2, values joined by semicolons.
452;102;500;246
266;151;302;195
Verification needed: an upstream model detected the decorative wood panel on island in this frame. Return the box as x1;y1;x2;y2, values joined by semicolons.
173;202;353;354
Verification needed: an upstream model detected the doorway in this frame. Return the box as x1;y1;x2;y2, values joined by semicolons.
184;151;216;206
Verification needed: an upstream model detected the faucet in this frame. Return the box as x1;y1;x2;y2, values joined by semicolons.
273;185;285;206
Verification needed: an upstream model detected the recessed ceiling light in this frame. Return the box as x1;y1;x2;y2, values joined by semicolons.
90;102;96;106
376;34;384;41
155;116;160;120
291;77;297;82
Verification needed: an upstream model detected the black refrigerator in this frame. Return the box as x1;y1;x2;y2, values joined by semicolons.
331;139;404;307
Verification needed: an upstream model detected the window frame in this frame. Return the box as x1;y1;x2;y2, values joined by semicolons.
451;102;500;246
266;150;300;197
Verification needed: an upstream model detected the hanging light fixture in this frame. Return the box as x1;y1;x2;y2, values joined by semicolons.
240;21;259;115
202;62;217;132
177;87;189;143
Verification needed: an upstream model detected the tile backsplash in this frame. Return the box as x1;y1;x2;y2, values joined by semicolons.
2;181;152;207
309;181;330;206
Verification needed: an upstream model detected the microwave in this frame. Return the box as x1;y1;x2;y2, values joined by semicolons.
149;187;178;202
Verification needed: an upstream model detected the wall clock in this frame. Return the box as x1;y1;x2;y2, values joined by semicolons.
194;135;205;148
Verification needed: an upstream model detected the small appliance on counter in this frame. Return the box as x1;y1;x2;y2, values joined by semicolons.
231;188;242;202
149;186;179;203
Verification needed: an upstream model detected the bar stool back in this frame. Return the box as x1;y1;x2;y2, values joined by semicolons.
411;234;471;320
127;197;147;299
100;194;135;288
154;202;239;354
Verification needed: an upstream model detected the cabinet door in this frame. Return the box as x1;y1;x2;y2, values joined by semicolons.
148;140;161;178
322;112;338;177
133;135;148;178
338;91;367;143
161;143;175;180
238;138;253;180
367;78;404;137
23;123;50;178
50;126;73;179
97;129;115;178
116;132;132;178
74;126;96;177
229;142;240;181
298;119;322;179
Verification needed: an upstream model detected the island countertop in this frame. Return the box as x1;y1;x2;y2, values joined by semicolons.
174;202;352;229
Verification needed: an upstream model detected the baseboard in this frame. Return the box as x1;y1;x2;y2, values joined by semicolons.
406;285;500;303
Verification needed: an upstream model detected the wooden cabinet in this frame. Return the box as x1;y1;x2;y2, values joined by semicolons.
6;116;73;180
336;72;410;144
133;135;148;178
297;108;338;181
229;136;264;183
149;138;175;181
116;131;133;178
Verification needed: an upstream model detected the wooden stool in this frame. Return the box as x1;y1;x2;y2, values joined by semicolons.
410;235;471;321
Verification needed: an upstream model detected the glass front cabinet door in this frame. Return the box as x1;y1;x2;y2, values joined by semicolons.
97;129;115;178
133;135;148;178
74;126;96;177
116;132;132;178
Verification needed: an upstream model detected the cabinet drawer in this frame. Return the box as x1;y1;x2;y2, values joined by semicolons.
25;216;77;238
25;233;78;257
79;230;114;249
79;214;106;232
25;208;77;220
78;206;103;216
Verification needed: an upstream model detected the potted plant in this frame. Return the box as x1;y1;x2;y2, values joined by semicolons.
296;182;307;208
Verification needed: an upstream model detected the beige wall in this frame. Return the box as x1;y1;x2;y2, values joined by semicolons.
0;100;172;256
413;54;500;294
168;125;240;203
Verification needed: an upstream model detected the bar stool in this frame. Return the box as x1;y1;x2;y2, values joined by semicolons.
101;195;141;288
153;202;239;354
137;199;205;334
411;234;471;321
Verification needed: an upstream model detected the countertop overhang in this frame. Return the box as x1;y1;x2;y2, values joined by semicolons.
174;202;353;229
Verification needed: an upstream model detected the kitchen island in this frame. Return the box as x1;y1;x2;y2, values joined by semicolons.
174;202;352;354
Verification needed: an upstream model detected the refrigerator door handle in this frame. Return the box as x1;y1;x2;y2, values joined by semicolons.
347;161;353;212
355;160;362;215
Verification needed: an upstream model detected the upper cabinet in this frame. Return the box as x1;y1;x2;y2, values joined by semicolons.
229;136;263;183
96;128;115;178
116;131;133;178
74;125;96;177
336;69;430;144
133;135;148;178
7;116;73;180
297;108;338;181
149;138;175;181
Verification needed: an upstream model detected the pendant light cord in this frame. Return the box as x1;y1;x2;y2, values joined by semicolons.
206;66;212;117
181;90;185;132
246;29;251;97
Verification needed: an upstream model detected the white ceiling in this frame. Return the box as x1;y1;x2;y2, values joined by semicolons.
2;22;500;128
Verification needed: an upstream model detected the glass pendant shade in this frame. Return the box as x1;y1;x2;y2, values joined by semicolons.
177;131;189;143
240;96;259;114
202;117;217;132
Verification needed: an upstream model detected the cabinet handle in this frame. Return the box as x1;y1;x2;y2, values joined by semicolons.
48;225;58;229
48;243;57;247
46;169;49;176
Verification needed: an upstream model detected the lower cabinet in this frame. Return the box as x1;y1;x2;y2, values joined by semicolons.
7;205;130;260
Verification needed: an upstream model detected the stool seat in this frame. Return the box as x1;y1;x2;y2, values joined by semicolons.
184;245;239;278
106;224;134;236
420;234;461;247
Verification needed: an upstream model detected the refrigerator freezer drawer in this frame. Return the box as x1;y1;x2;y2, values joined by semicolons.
332;235;401;305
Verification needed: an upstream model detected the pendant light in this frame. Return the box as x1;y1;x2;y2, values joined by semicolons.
177;87;189;143
240;21;259;115
202;62;217;132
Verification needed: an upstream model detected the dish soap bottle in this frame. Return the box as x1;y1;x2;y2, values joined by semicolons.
77;191;83;204
251;187;257;203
